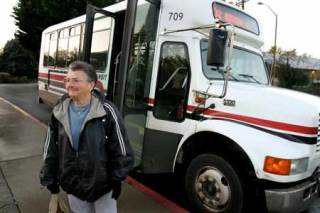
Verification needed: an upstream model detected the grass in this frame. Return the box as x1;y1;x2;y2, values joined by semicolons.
0;72;36;83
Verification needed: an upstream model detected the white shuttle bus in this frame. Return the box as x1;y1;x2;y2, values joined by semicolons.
38;0;320;212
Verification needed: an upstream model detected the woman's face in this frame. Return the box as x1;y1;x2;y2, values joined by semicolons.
64;70;94;99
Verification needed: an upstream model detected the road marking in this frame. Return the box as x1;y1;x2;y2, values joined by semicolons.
0;96;189;213
0;97;47;129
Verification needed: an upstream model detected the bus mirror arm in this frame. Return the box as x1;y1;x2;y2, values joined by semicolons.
204;26;234;99
221;26;235;99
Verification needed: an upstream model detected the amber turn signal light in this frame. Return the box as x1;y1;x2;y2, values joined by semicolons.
195;96;206;104
263;156;291;175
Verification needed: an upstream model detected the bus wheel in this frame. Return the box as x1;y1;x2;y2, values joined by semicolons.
37;96;43;104
185;154;243;213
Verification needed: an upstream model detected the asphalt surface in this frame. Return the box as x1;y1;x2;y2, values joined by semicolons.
0;93;175;213
0;83;190;212
0;83;320;213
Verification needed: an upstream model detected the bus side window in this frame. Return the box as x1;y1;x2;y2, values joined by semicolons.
67;26;81;66
48;32;57;67
154;42;190;122
43;34;50;67
56;29;69;68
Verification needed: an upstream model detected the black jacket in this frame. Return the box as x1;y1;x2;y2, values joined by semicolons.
39;92;134;202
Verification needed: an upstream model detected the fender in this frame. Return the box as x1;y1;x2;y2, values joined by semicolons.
173;118;312;183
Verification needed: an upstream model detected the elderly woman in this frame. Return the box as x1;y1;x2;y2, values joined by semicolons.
40;61;134;213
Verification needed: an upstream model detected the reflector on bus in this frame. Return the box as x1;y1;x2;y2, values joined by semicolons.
212;2;259;35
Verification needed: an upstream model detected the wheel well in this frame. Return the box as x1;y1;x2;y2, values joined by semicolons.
175;131;257;180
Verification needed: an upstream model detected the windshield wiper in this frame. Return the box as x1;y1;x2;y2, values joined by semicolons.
238;74;261;84
210;68;239;81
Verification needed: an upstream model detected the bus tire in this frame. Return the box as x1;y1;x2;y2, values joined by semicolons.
185;154;243;213
37;96;43;104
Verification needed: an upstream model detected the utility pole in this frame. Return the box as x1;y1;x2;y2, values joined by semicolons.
258;2;278;84
236;0;249;10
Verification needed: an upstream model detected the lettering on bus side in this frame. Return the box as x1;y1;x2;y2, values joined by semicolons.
223;99;236;107
97;74;108;81
168;12;184;21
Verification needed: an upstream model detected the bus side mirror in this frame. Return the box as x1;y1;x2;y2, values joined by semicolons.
207;28;228;67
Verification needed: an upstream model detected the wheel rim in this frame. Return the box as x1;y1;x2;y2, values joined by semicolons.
195;166;231;212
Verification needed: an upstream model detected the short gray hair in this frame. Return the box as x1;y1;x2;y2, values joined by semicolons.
68;61;97;83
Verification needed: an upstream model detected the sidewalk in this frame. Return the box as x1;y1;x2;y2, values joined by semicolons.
0;97;181;213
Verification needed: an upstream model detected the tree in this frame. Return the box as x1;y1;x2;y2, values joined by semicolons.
268;45;283;56
12;0;116;73
269;47;311;88
278;49;297;67
0;39;35;78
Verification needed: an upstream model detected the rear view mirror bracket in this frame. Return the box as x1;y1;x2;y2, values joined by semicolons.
205;25;235;99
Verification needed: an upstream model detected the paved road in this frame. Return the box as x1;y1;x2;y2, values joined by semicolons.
0;83;51;124
0;83;190;211
0;92;174;213
1;83;320;213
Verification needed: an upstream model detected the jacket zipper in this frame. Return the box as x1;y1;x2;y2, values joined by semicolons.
75;150;80;175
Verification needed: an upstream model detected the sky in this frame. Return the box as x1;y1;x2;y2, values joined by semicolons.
0;0;17;49
244;0;320;58
0;0;319;58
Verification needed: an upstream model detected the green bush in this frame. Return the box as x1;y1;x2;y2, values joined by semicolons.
0;39;37;79
277;64;310;89
0;72;33;83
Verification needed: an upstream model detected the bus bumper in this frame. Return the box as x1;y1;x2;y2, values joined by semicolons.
265;179;319;213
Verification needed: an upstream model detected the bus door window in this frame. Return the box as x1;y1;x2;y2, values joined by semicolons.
154;42;190;121
90;15;112;73
123;1;160;166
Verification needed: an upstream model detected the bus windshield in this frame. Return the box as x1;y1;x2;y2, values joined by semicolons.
201;40;268;84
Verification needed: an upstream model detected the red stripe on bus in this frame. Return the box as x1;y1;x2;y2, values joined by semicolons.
188;105;317;135
38;72;64;81
38;72;105;91
149;98;155;105
148;98;317;135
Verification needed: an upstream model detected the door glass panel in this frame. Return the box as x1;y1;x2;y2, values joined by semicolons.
154;42;190;121
90;30;110;72
90;15;112;73
123;1;159;165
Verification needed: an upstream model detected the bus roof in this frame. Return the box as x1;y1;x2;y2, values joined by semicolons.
42;0;263;48
159;0;263;48
42;0;148;34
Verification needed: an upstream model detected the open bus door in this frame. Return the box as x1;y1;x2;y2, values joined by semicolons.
83;1;147;167
83;0;160;168
82;1;138;103
82;4;119;97
119;0;160;169
83;0;151;166
82;0;140;100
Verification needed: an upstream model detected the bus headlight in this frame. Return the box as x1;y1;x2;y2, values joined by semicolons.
264;156;308;175
291;157;309;175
